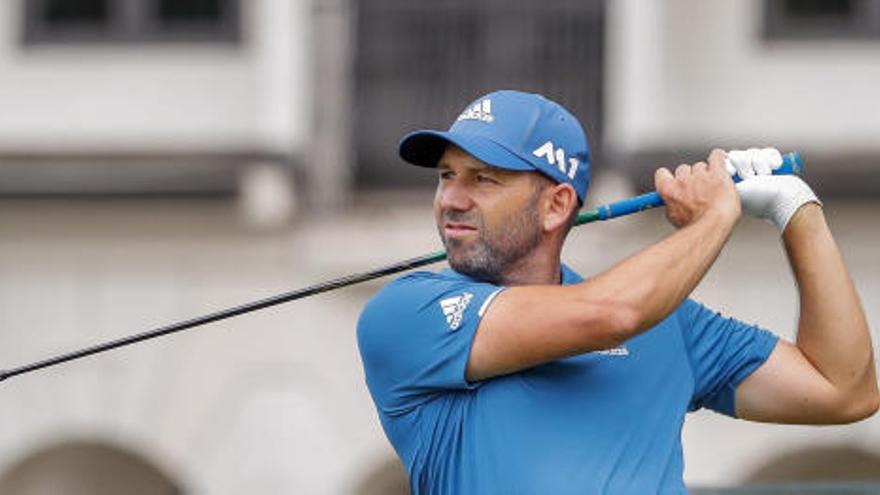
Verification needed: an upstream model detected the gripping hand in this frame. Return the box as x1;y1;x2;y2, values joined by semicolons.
726;148;820;233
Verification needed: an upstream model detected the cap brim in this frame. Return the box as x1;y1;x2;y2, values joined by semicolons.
399;130;534;172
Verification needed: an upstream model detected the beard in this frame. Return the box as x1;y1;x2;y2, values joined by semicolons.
438;191;543;285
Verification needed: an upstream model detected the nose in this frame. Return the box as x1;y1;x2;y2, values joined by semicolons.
437;178;474;212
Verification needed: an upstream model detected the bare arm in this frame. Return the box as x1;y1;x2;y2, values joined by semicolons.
467;150;739;381
735;204;879;423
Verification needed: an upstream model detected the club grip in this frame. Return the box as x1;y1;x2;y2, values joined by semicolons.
596;151;803;220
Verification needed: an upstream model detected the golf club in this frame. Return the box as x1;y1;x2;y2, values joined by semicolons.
0;152;803;383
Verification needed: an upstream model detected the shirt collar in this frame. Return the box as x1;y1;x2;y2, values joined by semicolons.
441;263;584;286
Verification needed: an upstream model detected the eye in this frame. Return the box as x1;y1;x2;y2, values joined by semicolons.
438;169;454;180
477;173;498;184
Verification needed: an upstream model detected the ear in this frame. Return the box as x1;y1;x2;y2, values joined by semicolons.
542;183;579;233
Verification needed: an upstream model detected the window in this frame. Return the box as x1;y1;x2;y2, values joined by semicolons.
764;0;880;40
23;0;241;44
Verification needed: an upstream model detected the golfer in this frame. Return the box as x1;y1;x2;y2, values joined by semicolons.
357;90;878;494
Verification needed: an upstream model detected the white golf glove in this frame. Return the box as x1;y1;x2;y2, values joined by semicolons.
726;147;821;233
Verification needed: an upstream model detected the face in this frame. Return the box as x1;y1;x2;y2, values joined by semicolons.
434;145;546;284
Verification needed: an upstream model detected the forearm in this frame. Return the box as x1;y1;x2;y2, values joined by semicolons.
784;203;878;405
585;209;736;337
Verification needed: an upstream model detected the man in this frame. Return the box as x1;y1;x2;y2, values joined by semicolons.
357;90;878;494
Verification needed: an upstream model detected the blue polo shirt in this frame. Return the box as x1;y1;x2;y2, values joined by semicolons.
357;265;778;494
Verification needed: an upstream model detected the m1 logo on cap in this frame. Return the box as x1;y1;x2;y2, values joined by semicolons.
456;99;494;123
532;141;579;180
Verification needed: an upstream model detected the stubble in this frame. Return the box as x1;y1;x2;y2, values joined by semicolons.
440;186;544;285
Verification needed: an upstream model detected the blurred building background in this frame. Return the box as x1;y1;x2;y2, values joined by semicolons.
0;0;877;493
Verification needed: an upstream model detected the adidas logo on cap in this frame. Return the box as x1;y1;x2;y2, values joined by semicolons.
456;99;494;123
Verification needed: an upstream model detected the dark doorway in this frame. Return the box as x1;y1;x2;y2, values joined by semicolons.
0;439;183;495
353;0;605;189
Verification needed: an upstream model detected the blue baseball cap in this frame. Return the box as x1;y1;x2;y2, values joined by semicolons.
398;90;591;204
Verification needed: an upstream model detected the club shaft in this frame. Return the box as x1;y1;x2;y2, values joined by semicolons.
0;251;447;382
0;151;803;382
584;151;803;222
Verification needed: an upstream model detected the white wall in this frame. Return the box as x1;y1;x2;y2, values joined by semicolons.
606;0;880;154
0;198;415;494
0;0;311;155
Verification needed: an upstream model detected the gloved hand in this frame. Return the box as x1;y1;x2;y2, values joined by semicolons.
726;147;821;233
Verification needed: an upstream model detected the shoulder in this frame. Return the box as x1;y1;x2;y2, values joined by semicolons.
650;299;720;347
676;298;700;319
357;270;499;338
674;298;756;330
674;298;776;352
364;270;496;312
356;270;504;405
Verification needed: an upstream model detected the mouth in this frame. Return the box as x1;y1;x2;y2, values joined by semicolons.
443;222;478;238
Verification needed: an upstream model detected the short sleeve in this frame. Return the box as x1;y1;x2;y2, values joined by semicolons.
357;271;503;415
679;299;779;417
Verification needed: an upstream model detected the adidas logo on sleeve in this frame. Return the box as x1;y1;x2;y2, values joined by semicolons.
439;292;473;331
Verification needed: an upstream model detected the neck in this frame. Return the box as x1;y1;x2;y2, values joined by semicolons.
496;245;563;286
